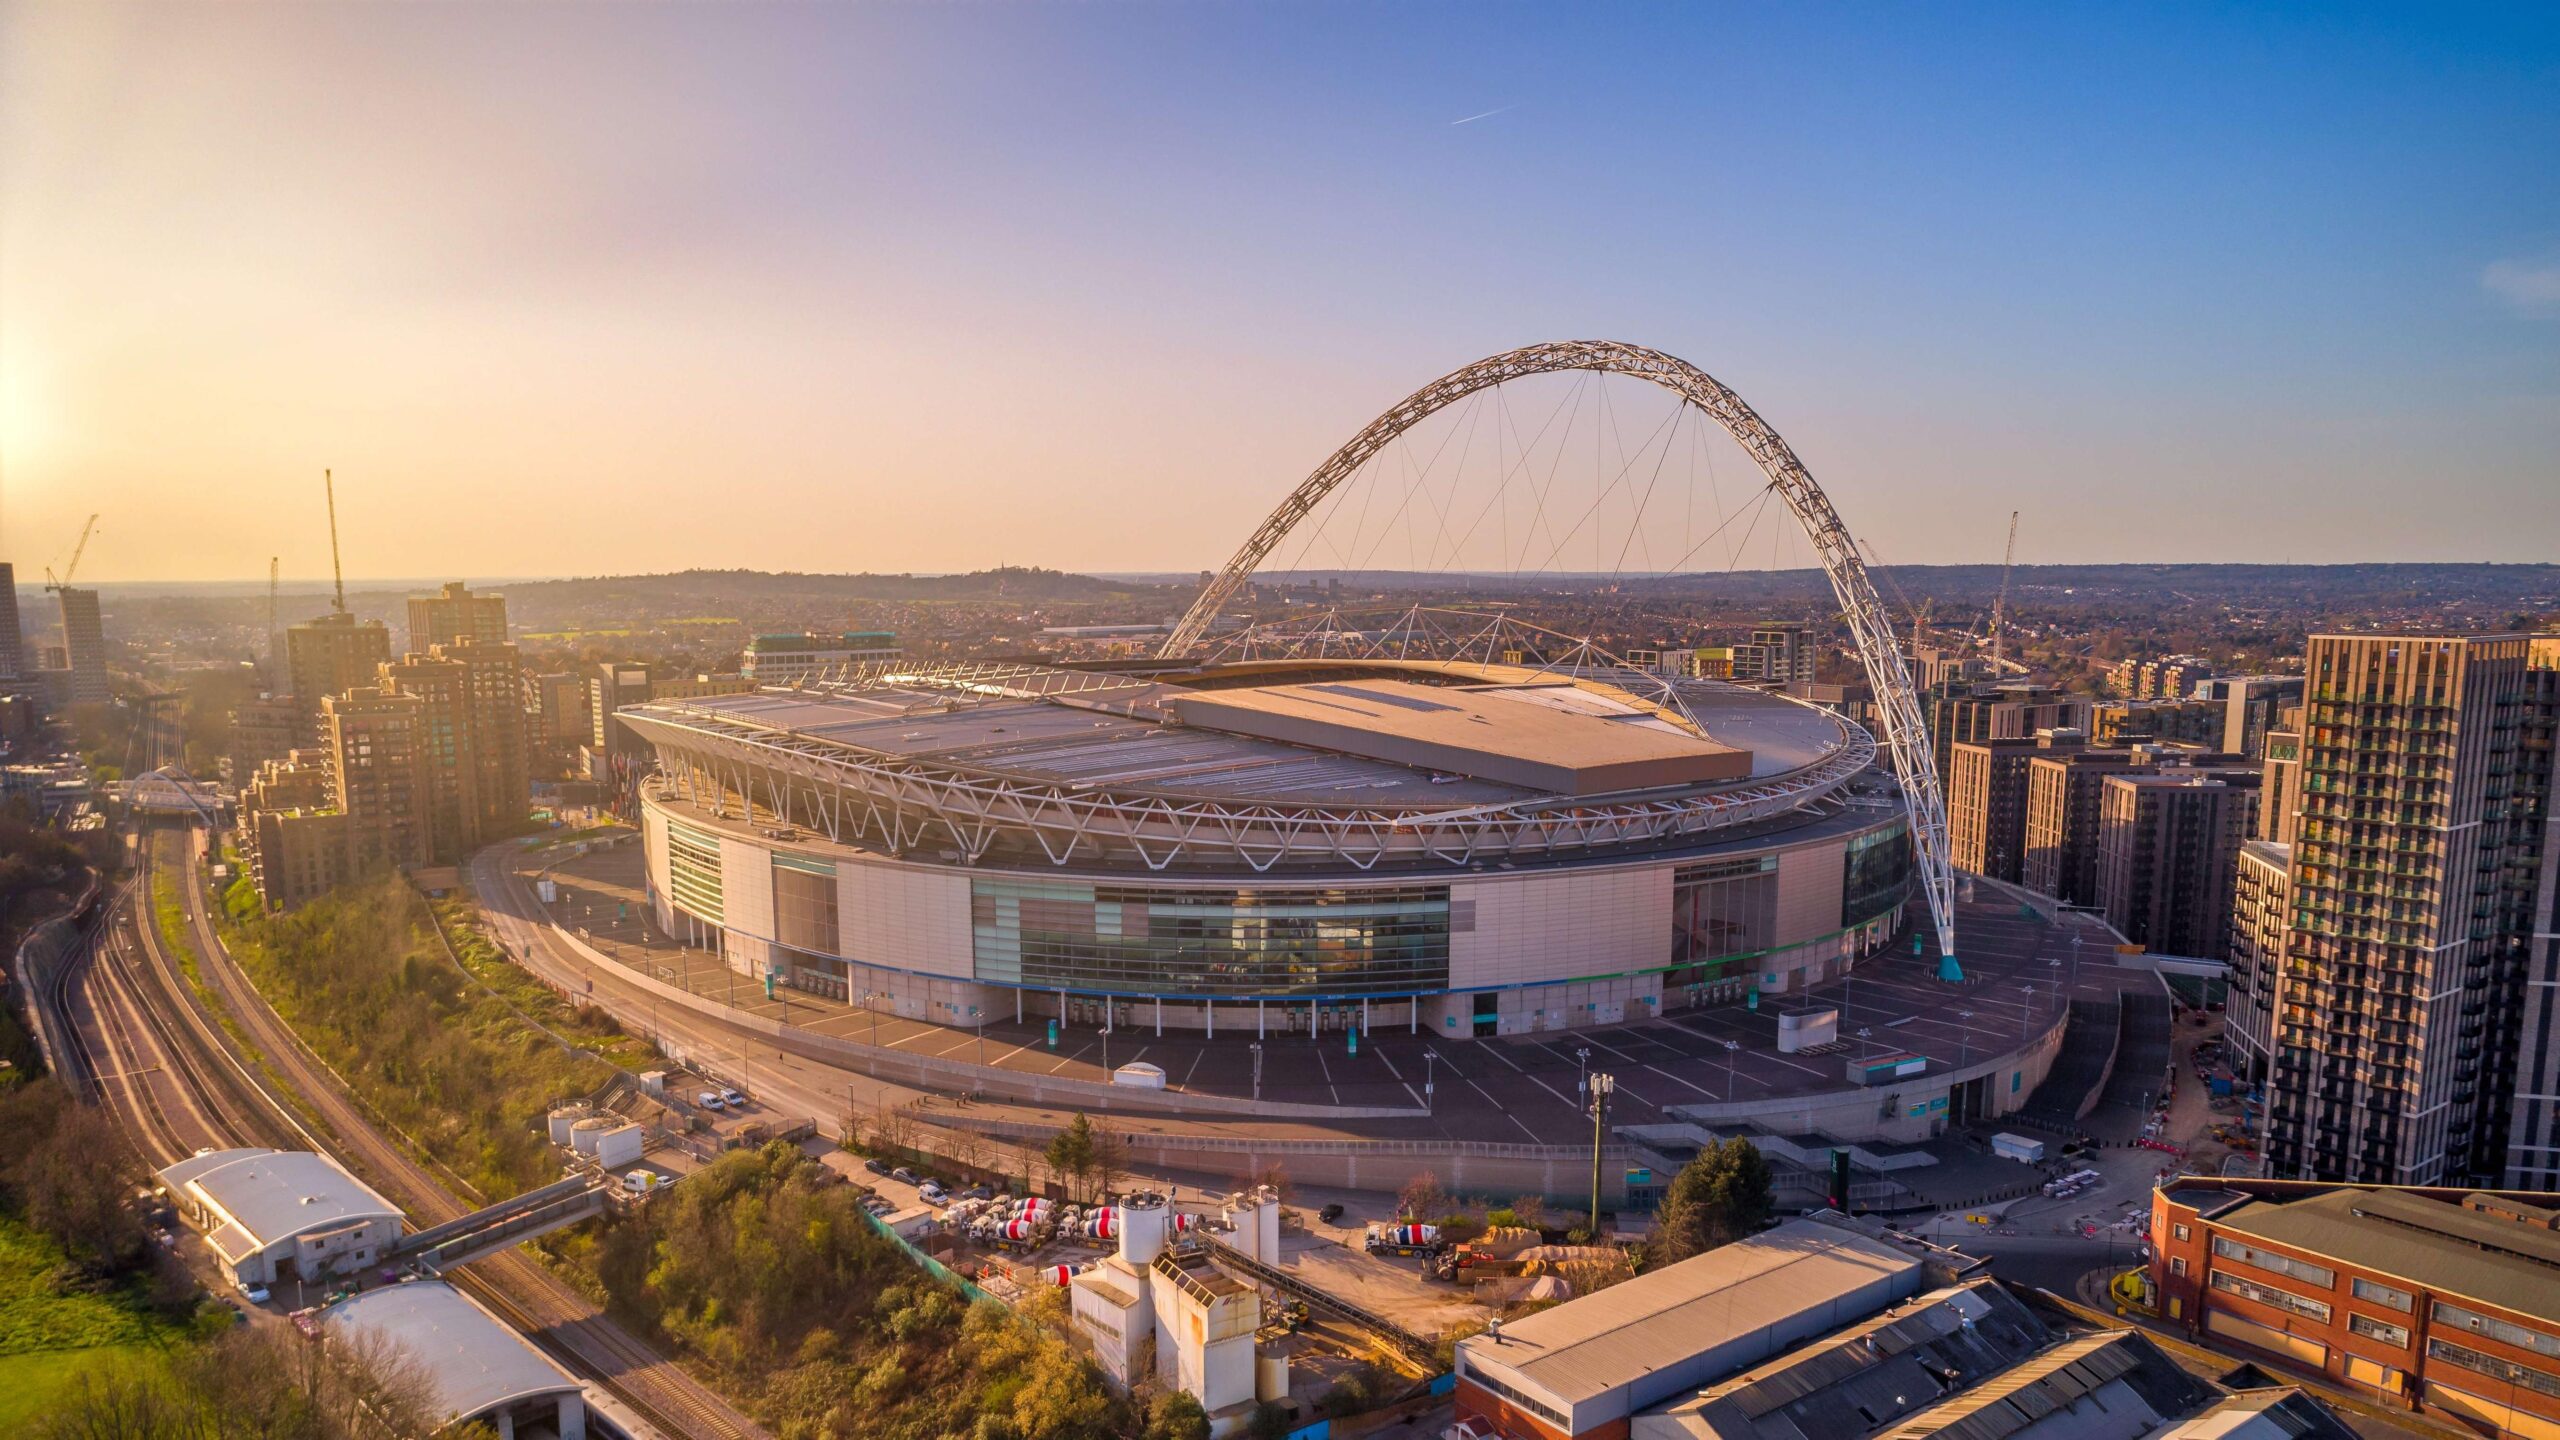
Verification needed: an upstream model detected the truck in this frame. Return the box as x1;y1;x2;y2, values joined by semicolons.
1365;1222;1443;1257
1991;1133;2047;1164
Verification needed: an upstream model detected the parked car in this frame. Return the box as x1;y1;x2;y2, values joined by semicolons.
864;1158;891;1176
238;1282;271;1305
697;1090;724;1110
960;1184;994;1201
1318;1203;1345;1223
919;1183;948;1205
720;1088;746;1107
891;1167;919;1184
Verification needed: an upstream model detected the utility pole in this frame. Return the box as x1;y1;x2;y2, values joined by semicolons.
1991;510;2019;676
323;469;347;615
1587;1072;1615;1240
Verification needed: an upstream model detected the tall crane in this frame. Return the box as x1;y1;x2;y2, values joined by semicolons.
324;469;347;615
45;513;98;591
267;556;281;686
1990;510;2019;677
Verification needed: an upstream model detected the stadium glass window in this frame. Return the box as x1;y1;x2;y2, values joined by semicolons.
1673;856;1777;964
971;879;1450;999
1841;820;1915;927
772;853;839;955
667;821;724;923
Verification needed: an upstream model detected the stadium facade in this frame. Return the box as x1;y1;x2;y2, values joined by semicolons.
621;656;1917;1040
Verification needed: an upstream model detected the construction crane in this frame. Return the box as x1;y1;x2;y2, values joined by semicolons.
45;513;98;591
323;469;347;615
1990;510;2019;677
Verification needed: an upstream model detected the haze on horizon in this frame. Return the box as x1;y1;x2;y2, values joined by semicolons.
3;2;2555;587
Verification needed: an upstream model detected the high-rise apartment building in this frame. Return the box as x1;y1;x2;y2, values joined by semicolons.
2197;675;2305;759
378;652;472;860
2226;841;2291;1083
285;613;393;729
2094;771;2258;957
588;662;655;780
2267;633;2556;1188
1924;683;2090;793
378;639;528;862
1949;734;2084;884
2256;712;2305;846
240;751;347;911
54;586;108;704
406;581;509;653
224;696;303;783
1732;622;1818;685
2500;645;2560;1189
2022;748;2151;906
323;687;430;875
0;562;23;681
2089;697;2224;748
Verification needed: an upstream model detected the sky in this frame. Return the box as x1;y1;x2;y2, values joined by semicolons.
2;1;2555;585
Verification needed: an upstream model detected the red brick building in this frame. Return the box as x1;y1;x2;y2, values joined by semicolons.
2152;1178;2560;1439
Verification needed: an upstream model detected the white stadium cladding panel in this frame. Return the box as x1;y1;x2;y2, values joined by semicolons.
619;656;1916;1039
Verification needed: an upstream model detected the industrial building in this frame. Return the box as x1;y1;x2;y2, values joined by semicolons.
324;1279;591;1439
1069;1190;1285;1424
617;657;1920;1039
2152;1178;2560;1440
158;1147;403;1291
1452;1220;1928;1439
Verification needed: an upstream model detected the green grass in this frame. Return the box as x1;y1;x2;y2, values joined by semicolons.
0;1216;184;1427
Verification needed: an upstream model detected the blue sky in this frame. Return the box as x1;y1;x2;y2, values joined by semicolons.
3;2;2553;580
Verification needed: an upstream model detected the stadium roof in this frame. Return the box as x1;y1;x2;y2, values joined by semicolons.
1165;677;1751;795
324;1280;581;1427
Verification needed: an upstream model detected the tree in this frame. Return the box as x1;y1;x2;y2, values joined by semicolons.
1046;1113;1099;1203
1396;1170;1450;1222
1141;1388;1211;1440
1652;1137;1774;1265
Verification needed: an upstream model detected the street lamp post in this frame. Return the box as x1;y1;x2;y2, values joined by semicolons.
2021;984;2037;1042
1250;1042;1264;1104
1720;1039;1741;1102
1587;1073;1615;1240
1423;1050;1437;1114
1576;1046;1592;1103
1957;1010;1976;1069
864;991;880;1077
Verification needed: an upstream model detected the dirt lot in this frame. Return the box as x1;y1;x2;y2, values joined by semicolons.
1272;1231;1490;1338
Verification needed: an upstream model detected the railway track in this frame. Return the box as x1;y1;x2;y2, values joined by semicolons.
138;830;759;1440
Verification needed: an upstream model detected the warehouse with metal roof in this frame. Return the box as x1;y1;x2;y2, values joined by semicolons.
324;1280;589;1439
158;1147;403;1290
1454;1219;1927;1439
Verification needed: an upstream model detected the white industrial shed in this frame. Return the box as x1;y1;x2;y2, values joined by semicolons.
158;1148;404;1289
325;1280;588;1439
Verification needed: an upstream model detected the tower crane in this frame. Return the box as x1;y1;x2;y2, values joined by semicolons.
45;513;99;591
1990;511;2019;676
324;469;348;615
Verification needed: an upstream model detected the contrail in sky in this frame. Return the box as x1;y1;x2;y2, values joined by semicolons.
1450;105;1514;126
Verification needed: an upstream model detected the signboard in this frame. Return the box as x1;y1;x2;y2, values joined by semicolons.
1625;1168;1654;1187
1850;1052;1928;1086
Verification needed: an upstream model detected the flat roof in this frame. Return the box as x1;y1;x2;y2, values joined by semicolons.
1640;1280;2050;1439
2207;1187;2560;1327
1460;1220;1921;1411
159;1148;402;1251
1168;677;1749;795
324;1280;579;1425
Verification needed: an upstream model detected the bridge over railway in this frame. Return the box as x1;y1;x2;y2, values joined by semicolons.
388;1175;614;1273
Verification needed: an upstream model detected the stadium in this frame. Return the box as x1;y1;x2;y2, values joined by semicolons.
620;342;1960;1045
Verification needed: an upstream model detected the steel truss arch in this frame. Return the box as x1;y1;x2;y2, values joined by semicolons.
1161;340;1956;959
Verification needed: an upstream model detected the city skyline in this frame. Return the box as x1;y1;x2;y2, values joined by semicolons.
5;3;2556;583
